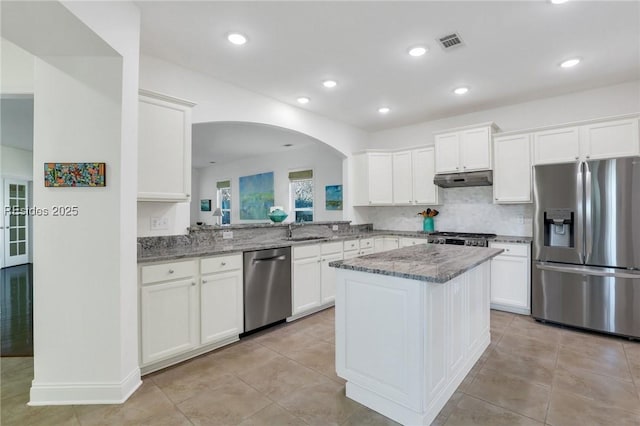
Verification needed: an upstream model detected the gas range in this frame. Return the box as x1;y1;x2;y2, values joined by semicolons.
426;232;497;247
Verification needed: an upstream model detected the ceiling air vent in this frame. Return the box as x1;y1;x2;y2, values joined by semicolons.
438;32;464;50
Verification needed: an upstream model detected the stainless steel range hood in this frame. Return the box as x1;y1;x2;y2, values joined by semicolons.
433;170;493;188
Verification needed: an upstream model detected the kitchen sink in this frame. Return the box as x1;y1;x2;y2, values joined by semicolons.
283;236;327;242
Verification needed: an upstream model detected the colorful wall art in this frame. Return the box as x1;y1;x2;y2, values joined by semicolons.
44;163;106;187
325;184;343;210
200;199;211;211
239;172;274;220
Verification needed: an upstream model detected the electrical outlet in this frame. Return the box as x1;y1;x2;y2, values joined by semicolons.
150;216;169;230
222;230;233;240
332;225;339;231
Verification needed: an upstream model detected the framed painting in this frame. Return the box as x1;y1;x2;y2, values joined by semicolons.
239;172;274;220
200;199;211;211
44;163;106;187
325;185;343;210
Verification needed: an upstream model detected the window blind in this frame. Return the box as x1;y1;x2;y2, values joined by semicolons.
288;170;313;181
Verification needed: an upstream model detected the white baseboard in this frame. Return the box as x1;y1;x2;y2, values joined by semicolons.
490;303;530;316
287;302;334;322
28;367;142;406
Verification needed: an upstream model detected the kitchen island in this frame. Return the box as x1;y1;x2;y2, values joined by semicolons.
329;244;503;426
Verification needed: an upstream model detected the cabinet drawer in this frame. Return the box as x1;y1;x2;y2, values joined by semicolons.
141;259;198;284
201;254;242;274
489;242;529;257
344;240;359;252
359;238;374;249
321;241;343;255
294;244;321;260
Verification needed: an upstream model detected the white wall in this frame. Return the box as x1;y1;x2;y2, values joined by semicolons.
1;144;32;179
3;0;142;405
195;144;344;225
1;38;34;94
367;80;640;235
138;55;370;236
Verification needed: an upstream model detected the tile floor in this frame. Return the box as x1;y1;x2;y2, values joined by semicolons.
2;308;640;425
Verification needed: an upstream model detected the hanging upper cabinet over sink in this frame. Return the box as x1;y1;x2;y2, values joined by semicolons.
138;89;196;202
434;123;499;174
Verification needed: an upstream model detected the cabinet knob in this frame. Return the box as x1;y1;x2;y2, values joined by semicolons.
369;201;372;204
202;279;207;284
456;166;459;170
463;166;467;169
495;197;498;201
575;156;579;160
586;155;590;159
168;269;174;274
221;261;226;266
191;282;196;286
414;200;418;203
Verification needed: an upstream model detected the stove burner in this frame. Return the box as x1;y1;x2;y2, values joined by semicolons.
426;231;496;247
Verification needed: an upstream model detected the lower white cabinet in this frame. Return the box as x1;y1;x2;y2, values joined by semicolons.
292;246;322;315
489;242;531;315
321;251;342;305
140;277;199;366
139;254;243;373
374;236;400;253
400;237;428;247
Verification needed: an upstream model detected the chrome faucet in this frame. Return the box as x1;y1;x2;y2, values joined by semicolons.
287;223;293;238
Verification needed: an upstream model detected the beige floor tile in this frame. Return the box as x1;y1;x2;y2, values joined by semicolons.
278;375;359;426
430;391;464;426
176;375;272;426
496;333;558;363
254;329;322;357
74;381;191;426
556;345;633;382
237;403;304;426
1;393;79;426
296;321;335;342
443;395;543;426
465;369;550;422
560;329;626;361
481;345;556;387
341;404;400;426
505;316;563;345
285;341;342;382
237;356;326;403
624;343;640;384
0;361;34;401
456;373;475;393
546;389;640;426
1;357;33;376
490;310;515;330
552;367;640;414
209;340;284;375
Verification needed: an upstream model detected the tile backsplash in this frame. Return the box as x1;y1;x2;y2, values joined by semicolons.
368;187;534;236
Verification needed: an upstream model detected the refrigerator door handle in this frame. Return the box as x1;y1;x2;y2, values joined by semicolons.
584;161;593;262
575;161;585;264
536;262;640;279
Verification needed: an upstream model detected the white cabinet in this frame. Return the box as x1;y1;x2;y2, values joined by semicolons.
489;242;531;315
200;254;243;345
493;134;532;203
138;90;195;202
321;252;342;305
140;275;199;365
400;237;428;247
292;245;322;315
392;151;414;205
353;153;393;206
533;117;639;165
435;124;498;174
412;147;442;205
374;236;399;253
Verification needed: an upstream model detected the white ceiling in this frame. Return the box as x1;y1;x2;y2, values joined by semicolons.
137;1;640;132
1;97;34;151
192;121;327;168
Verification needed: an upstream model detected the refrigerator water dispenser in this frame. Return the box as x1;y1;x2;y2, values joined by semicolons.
543;209;574;248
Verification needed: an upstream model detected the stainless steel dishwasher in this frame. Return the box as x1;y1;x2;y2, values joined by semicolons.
243;247;292;333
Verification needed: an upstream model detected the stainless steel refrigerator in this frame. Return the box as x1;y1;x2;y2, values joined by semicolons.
532;157;640;338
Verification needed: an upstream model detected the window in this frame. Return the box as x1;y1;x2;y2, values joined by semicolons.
289;170;313;222
216;180;231;225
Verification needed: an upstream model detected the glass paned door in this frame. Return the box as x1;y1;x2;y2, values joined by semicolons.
4;180;29;267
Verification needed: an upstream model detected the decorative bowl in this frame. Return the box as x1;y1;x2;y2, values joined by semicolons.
268;209;288;223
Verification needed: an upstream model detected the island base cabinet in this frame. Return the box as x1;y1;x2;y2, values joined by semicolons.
336;263;491;426
200;270;243;345
141;278;199;366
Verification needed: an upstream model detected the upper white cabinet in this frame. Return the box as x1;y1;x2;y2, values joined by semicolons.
138;89;196;202
353;153;393;206
493;134;532;203
412;147;442;205
533;117;639;165
435;123;498;173
392;151;413;205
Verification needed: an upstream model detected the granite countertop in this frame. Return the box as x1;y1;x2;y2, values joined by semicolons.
329;244;503;284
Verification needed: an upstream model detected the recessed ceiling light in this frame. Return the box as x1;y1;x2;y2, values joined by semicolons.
453;87;469;95
560;58;581;68
209;161;216;164
283;144;294;147
322;80;337;88
408;46;428;57
227;33;247;45
378;107;391;114
550;0;568;4
297;97;310;104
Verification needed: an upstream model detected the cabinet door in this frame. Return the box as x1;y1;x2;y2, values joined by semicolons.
400;237;427;247
383;237;399;251
141;278;198;365
435;133;460;173
374;238;385;253
448;275;468;376
321;252;343;304
493;134;532;203
412;147;440;205
368;153;393;205
200;270;243;345
581;118;639;160
392;151;413;205
460;127;491;171
490;255;529;309
533;127;580;165
138;92;194;201
292;257;322;315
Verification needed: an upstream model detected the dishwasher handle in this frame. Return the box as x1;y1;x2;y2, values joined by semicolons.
252;255;288;263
